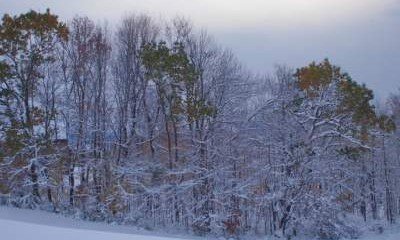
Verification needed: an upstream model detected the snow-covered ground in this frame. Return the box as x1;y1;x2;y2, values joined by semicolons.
0;219;188;240
1;206;400;240
350;227;400;240
0;207;194;240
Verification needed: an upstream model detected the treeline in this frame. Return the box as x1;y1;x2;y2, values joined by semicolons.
1;10;400;239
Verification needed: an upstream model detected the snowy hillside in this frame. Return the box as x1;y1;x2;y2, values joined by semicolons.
1;207;400;240
0;207;192;240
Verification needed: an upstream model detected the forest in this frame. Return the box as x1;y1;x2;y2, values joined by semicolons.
1;9;400;239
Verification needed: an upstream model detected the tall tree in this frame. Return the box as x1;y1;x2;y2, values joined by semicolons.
0;9;68;206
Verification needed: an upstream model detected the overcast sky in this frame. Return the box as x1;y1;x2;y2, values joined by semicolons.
2;0;400;99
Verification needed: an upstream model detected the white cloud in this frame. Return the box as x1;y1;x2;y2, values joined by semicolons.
2;0;397;30
115;0;395;28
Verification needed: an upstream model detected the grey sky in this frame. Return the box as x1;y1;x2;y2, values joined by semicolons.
2;0;400;99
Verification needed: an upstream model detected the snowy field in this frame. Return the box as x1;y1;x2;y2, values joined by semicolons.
0;207;193;240
1;206;400;240
356;228;400;240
